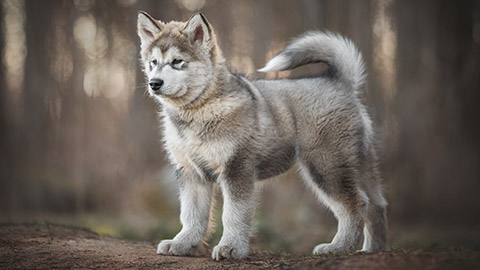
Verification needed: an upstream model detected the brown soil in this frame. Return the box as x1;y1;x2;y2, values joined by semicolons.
0;223;479;269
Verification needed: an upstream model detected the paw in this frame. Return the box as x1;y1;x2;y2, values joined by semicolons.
157;239;198;256
211;244;248;261
313;243;354;255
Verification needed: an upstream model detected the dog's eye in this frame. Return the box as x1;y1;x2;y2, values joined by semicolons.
150;59;158;66
172;59;183;65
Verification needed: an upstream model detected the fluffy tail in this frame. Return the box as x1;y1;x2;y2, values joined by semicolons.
258;32;366;90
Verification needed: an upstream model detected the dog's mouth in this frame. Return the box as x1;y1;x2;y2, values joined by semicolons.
149;86;186;99
149;88;166;96
150;89;173;97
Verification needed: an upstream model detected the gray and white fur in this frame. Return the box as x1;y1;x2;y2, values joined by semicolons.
137;12;387;260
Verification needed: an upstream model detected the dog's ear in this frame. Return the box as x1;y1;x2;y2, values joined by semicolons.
137;11;162;45
182;13;212;46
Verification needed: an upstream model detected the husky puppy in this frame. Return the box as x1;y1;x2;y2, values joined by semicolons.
137;11;387;260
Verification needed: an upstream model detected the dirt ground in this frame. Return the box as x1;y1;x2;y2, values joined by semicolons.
0;223;479;269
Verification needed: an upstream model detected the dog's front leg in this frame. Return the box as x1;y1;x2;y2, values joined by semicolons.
157;169;213;256
212;170;256;261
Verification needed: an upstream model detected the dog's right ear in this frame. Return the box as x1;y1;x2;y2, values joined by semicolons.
137;11;162;45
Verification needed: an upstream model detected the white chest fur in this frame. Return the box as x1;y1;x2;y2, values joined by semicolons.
162;115;237;176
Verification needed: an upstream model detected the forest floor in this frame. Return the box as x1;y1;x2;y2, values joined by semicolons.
1;223;479;269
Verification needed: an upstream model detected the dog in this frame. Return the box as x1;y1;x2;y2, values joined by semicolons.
137;11;387;260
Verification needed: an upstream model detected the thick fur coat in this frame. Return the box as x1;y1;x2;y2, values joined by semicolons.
137;12;387;260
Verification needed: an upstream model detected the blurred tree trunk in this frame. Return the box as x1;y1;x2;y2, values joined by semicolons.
393;0;430;222
23;0;53;170
19;0;55;214
0;1;9;211
393;0;480;225
0;2;5;148
56;1;85;213
435;0;480;224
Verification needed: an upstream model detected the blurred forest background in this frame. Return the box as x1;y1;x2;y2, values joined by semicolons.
1;0;480;253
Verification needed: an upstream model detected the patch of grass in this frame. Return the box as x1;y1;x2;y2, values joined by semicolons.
252;223;294;252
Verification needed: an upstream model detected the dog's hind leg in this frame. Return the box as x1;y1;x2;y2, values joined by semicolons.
360;163;388;252
298;160;367;254
362;200;387;252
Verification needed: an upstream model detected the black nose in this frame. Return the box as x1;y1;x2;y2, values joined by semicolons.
149;79;164;91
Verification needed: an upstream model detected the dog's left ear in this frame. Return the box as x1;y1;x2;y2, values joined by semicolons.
182;13;212;46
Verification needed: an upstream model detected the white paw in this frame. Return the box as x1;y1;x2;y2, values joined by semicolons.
157;239;198;256
211;243;248;261
313;243;354;255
